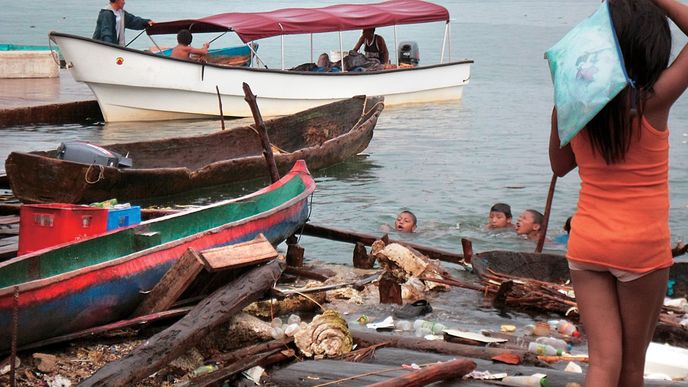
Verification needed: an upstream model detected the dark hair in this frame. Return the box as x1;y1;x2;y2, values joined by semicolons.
525;209;544;226
490;203;512;218
400;210;417;226
585;0;671;164
564;216;572;234
177;29;192;46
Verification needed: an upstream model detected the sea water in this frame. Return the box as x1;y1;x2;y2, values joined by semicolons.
0;0;686;263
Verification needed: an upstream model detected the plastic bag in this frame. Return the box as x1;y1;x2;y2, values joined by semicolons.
545;1;632;147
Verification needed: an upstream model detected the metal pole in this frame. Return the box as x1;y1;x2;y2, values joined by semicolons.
279;23;285;70
393;25;398;66
440;22;448;64
310;33;313;64
339;31;345;71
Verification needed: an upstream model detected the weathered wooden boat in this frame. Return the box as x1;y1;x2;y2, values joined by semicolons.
472;250;687;298
49;0;472;122
0;161;315;352
5;95;382;204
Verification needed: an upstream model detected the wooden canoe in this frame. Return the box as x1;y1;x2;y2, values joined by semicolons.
0;161;314;352
5;95;383;204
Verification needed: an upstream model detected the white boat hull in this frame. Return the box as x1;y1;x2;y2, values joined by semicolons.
51;33;472;122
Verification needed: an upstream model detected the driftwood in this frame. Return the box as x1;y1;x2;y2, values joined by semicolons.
352;331;532;363
300;223;467;267
79;259;282;387
353;242;375;269
367;358;476;387
211;337;293;363
378;272;402;305
243;82;280;183
188;348;290;387
283;265;335;282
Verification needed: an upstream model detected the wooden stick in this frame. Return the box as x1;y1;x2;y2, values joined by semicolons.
242;82;280;183
215;85;225;130
79;259;282;387
536;174;557;253
189;348;285;387
367;358;476;387
301;223;466;267
210;337;292;363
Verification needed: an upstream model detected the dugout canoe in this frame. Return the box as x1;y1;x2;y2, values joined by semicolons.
0;161;314;352
5;95;382;204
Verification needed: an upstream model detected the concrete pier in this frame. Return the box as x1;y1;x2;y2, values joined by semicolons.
0;69;100;127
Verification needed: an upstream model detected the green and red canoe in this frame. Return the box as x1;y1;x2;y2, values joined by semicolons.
0;161;314;352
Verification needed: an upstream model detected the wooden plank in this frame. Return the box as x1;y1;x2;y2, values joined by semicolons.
0;215;19;226
197;233;278;271
0;236;18;261
132;248;205;316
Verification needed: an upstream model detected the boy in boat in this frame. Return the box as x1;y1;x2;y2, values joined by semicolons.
314;53;341;72
352;28;389;65
486;202;514;229
170;29;209;61
93;0;154;46
515;209;544;240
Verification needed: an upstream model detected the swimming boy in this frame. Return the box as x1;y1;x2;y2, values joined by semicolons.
515;209;544;240
170;29;209;61
487;203;513;229
395;210;417;233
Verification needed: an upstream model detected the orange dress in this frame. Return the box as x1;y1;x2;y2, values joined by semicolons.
567;116;672;272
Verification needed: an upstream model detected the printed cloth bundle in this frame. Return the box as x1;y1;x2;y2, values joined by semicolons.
545;1;633;146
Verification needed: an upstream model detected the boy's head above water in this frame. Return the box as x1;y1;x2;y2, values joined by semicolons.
395;210;417;233
488;203;513;229
515;209;544;240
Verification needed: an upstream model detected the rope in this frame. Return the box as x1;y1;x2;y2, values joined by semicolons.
84;163;105;184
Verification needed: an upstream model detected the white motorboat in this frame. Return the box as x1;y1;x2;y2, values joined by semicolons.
49;0;473;122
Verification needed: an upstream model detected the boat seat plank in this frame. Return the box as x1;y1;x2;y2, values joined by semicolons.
198;233;278;272
0;215;19;226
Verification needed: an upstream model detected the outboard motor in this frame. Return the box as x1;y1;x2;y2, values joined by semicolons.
56;141;132;168
398;41;420;66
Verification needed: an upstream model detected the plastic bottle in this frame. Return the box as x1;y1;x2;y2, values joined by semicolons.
528;342;563;356
271;317;283;329
557;320;580;337
284;323;301;337
395;320;412;331
413;319;446;335
287;314;301;325
500;374;548;386
535;337;569;353
270;326;285;339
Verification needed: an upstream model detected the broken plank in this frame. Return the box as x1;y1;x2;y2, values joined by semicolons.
197;233;278;271
132;248;205;316
367;358;476;387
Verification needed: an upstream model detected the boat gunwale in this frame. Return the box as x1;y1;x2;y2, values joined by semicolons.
0;162;315;297
48;31;474;75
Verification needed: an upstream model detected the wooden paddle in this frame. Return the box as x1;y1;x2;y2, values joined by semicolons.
536;174;558;253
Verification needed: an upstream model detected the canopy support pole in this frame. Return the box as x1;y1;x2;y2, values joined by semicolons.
310;34;313;64
440;21;449;64
448;21;452;62
339;31;345;71
393;25;398;66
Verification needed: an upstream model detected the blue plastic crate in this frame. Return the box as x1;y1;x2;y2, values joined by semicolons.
106;206;141;230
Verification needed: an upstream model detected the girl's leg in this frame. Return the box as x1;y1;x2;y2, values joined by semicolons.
570;269;623;386
616;268;670;387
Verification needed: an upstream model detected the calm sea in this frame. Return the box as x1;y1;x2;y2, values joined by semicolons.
1;0;687;265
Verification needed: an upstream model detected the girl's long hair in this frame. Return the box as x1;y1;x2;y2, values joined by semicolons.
586;0;671;164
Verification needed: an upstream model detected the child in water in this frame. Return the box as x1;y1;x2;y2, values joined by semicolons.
394;210;417;233
514;209;544;241
487;203;513;229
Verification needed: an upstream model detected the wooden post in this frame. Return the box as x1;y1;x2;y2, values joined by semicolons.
536;174;557;253
379;272;402;305
215;85;225;130
353;242;375;269
242;82;280;183
286;235;304;267
460;238;473;264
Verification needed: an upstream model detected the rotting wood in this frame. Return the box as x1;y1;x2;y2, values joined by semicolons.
272;273;379;298
300;223;467;267
197;234;278;271
367;358;476;387
378;272;402;305
78;259;282;387
243;82;280;183
211;337;292;363
352;331;533;363
132;248;205;316
461;238;473;264
286;242;305;267
283;265;335;282
188;348;287;387
353;242;375;269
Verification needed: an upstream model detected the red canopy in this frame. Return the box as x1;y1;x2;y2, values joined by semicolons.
147;0;449;43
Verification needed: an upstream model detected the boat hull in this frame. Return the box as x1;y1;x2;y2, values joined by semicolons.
6;95;382;204
0;161;314;352
50;32;471;122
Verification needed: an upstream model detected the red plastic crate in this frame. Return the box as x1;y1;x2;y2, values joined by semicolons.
18;204;109;255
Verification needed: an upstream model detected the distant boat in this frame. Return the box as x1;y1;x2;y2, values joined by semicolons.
49;0;472;122
0;160;315;352
5;95;383;204
155;43;257;67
